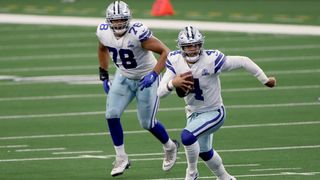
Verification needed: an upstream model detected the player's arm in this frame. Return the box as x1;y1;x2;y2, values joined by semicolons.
98;41;109;71
222;56;276;88
157;67;176;98
98;41;111;93
142;36;170;74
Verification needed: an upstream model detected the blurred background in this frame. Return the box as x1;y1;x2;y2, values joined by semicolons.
0;0;319;25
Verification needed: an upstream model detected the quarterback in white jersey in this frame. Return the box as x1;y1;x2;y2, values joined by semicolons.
158;26;276;180
96;1;179;177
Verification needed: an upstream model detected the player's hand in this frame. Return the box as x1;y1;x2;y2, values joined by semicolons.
172;71;194;92
139;71;158;90
264;77;276;88
99;67;110;94
103;80;110;94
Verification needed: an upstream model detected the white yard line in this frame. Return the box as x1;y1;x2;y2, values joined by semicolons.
250;167;301;172
0;53;94;61
0;94;104;101
0;156;89;162
16;148;66;152
0;65;97;73
1;144;320;163
1;33;92;41
0;85;318;102
0;145;28;148
0;55;318;73
0;102;318;120
255;55;320;62
223;44;320;52
218;145;320;153
52;150;103;155
0;121;319;140
1;45;320;61
1;13;320;35
0;42;96;50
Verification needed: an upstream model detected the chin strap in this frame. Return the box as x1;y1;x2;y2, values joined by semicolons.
185;54;200;63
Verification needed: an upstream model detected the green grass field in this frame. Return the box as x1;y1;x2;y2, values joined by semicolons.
0;0;320;179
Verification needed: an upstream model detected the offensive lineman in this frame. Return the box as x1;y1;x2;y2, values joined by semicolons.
96;1;179;177
157;26;276;180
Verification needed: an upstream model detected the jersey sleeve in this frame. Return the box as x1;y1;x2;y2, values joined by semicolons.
96;22;109;44
221;56;269;84
165;59;176;75
157;64;176;98
131;22;153;42
213;50;226;74
157;54;178;98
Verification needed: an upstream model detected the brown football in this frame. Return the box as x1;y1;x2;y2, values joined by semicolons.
176;71;194;98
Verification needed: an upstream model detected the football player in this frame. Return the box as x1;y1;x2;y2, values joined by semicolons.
157;26;276;180
96;0;179;177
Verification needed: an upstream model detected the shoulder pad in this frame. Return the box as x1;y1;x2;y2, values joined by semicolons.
96;22;111;36
128;22;152;42
168;50;182;57
165;59;176;74
97;22;111;32
213;50;226;74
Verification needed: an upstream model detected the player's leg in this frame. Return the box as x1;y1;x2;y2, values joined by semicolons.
182;106;225;180
197;107;236;180
106;71;135;176
181;127;200;180
198;137;235;180
136;77;179;171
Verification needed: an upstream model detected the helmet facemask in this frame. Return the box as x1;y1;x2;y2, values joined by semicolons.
106;1;131;37
177;26;204;63
180;42;203;63
108;19;130;36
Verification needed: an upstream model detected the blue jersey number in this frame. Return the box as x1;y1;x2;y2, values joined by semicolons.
190;78;204;101
107;47;137;69
99;24;109;30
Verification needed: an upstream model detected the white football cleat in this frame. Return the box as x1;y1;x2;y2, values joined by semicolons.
162;140;180;171
185;169;198;180
110;155;130;177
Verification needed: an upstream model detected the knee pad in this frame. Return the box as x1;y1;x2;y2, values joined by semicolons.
181;129;197;146
199;149;213;161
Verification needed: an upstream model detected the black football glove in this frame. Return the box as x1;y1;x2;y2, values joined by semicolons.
99;67;109;81
99;67;110;94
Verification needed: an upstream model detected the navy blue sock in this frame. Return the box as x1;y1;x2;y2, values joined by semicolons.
149;121;169;144
199;149;214;161
107;118;123;146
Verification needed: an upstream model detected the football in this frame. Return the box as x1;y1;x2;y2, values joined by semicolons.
176;71;194;98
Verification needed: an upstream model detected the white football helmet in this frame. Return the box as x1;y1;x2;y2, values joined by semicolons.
106;1;132;36
177;26;204;63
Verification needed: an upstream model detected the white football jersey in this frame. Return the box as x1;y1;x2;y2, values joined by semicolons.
158;49;269;117
165;50;226;116
96;21;157;79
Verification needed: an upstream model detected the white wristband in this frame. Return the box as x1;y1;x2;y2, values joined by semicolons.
167;80;174;91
